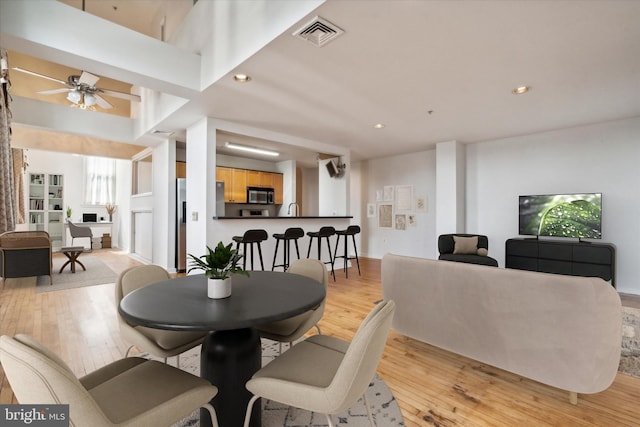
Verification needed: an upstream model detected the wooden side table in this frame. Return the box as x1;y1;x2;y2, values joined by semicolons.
59;246;86;273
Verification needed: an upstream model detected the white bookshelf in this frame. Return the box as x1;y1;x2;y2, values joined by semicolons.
28;173;64;249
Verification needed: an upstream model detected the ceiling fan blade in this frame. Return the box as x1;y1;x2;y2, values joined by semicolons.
78;71;100;87
94;94;113;109
12;67;68;85
37;88;70;95
98;88;141;102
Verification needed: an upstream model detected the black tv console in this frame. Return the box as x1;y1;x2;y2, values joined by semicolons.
505;238;616;287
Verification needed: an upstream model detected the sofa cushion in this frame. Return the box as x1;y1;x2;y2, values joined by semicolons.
439;253;498;267
477;248;488;256
438;234;490;256
453;236;478;254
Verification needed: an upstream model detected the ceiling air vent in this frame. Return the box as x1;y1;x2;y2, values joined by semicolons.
292;16;344;47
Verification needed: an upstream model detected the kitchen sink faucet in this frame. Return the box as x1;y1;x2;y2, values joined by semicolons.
287;202;299;217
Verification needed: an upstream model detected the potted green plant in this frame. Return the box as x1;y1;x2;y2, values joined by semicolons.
66;206;72;219
188;241;249;299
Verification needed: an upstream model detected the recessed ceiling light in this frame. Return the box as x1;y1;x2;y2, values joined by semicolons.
373;123;385;129
512;86;530;95
233;74;251;83
224;142;278;157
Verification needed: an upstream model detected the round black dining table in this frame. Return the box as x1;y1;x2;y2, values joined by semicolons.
118;270;326;427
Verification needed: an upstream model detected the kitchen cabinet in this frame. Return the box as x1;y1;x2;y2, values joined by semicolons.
216;167;247;203
176;161;186;178
217;167;283;204
260;172;274;188
247;170;275;188
246;170;261;187
273;173;283;204
230;169;247;202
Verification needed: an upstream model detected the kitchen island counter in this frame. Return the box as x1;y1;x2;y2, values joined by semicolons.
215;216;353;219
205;216;355;271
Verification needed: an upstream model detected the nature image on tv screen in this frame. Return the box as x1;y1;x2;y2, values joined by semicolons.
519;193;602;239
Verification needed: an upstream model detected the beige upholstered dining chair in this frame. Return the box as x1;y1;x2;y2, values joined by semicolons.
67;219;94;251
115;265;207;367
243;300;396;427
256;258;328;353
0;334;219;427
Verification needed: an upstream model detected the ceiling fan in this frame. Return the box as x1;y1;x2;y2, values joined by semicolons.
12;67;141;110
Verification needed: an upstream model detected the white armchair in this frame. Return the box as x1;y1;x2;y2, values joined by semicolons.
244;300;396;427
0;334;219;427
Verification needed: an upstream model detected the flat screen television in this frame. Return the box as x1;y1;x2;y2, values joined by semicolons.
518;193;602;239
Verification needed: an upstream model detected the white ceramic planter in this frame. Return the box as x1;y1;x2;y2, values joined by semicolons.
207;277;232;299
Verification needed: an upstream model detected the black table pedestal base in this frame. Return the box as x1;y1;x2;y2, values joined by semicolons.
200;328;262;427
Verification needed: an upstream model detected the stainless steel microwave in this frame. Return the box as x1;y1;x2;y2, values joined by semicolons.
247;187;274;204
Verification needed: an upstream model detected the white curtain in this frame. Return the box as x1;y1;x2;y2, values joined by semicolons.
84;156;116;205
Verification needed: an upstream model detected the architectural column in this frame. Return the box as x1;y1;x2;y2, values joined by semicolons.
435;140;465;242
185;118;218;264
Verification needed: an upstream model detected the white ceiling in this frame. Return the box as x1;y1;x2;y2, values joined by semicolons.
200;0;640;162
57;0;192;39
6;0;640;164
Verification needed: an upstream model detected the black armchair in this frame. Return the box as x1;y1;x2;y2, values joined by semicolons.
438;233;498;267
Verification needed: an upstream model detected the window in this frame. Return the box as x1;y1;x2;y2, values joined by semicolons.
132;153;153;195
84;156;116;205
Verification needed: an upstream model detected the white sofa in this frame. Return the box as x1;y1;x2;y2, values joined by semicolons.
381;253;622;403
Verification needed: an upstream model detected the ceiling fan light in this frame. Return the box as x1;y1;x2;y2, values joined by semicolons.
67;90;81;104
84;93;96;106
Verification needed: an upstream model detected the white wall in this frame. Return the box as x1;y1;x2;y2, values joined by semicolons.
466;116;640;294
275;160;295;217
361;117;640;294
20;149;130;250
115;159;132;251
21;150;83;224
318;159;348;216
152;139;176;269
360;149;437;259
300;166;319;216
185;118;218;270
216;154;281;172
435;141;465;238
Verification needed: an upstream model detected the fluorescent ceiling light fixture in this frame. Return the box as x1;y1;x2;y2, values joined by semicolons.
233;74;251;82
225;142;279;157
373;123;385;129
512;86;530;94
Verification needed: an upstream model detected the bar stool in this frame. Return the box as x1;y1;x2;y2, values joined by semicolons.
271;227;305;271
333;225;361;278
232;229;268;270
306;226;336;281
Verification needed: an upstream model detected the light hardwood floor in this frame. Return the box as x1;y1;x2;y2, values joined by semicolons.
1;250;639;426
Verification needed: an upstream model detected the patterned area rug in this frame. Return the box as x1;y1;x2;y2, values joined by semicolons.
164;339;405;427
34;255;117;292
620;306;640;378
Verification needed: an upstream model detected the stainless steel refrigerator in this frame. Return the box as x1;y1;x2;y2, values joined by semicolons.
216;181;225;217
176;178;187;272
